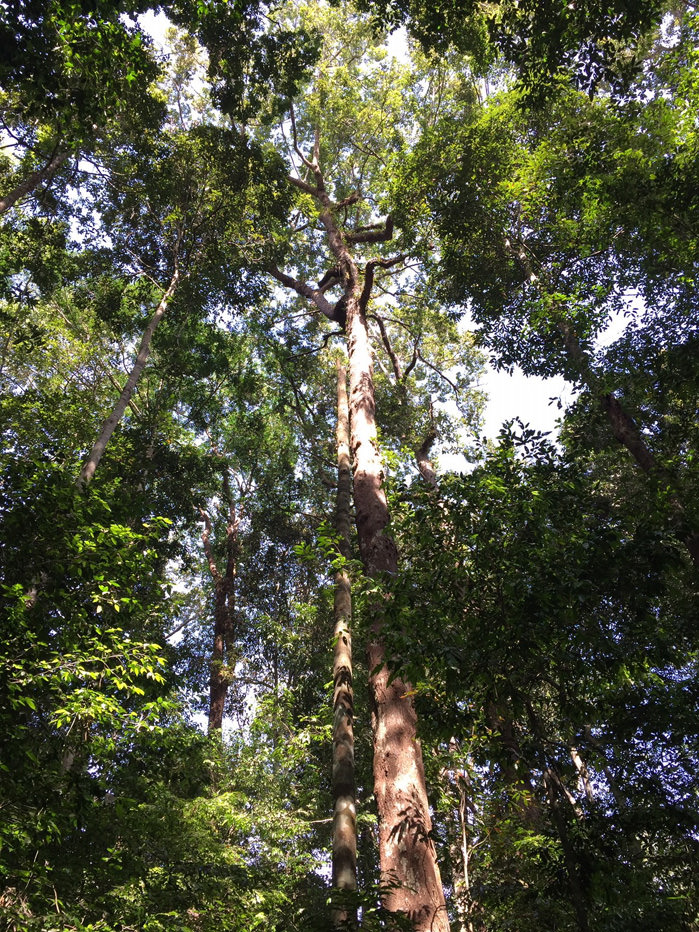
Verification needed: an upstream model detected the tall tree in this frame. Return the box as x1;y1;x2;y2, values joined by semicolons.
260;7;488;925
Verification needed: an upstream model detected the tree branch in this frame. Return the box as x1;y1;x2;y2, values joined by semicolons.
346;215;394;244
417;349;461;399
267;265;336;320
287;174;320;197
336;191;361;209
289;102;317;172
199;507;221;583
369;313;402;382
416;428;439;490
358;253;407;311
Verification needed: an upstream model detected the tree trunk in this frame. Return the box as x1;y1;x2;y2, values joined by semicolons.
201;472;240;735
345;287;449;932
275;146;447;928
486;701;541;825
332;359;358;925
416;429;439;490
77;269;180;488
0;148;71;215
526;702;589;932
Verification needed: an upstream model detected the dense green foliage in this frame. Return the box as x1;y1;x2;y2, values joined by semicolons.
1;1;697;930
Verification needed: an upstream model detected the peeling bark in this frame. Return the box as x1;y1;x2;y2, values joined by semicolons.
275;141;448;930
347;290;448;931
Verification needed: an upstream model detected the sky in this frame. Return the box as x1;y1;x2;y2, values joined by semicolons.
479;365;571;439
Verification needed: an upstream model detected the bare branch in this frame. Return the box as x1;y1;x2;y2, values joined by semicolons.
313;125;321;167
288;174;320;197
358;253;407;311
369;313;402;382
335;191;361;209
267;265;336;320
404;342;419;378
289;102;316;171
416;427;439;490
199;507;221;583
346;215;394;245
286;329;344;359
417;349;461;399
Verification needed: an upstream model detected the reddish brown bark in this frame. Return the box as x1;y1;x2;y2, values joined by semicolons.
416;429;439;490
273;140;448;928
346;287;448;931
332;359;357;924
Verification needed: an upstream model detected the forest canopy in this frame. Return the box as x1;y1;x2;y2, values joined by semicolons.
1;1;698;931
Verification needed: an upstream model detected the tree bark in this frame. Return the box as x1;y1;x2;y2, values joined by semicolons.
332;359;357;925
486;701;541;825
277;144;448;929
526;702;589;932
77;269;180;487
416;429;439;490
201;472;240;734
345;287;448;931
0;148;71;215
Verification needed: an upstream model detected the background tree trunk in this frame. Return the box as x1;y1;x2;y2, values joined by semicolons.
200;472;239;734
332;358;357;925
78;269;180;487
0;148;70;215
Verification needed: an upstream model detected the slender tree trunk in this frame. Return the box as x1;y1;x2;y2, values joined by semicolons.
332;359;358;925
77;269;180;487
486;701;541;825
526;702;589;932
345;287;449;932
416;429;439;490
443;751;477;932
543;768;590;932
201;473;240;735
0;148;71;214
570;747;594;804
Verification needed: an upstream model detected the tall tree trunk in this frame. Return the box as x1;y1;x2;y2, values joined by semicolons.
276;142;447;928
486;701;541;824
345;286;449;932
416;429;439;490
332;358;357;925
77;269;180;488
443;748;477;932
0;148;71;215
200;472;240;734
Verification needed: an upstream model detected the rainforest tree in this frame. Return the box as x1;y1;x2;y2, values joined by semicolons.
1;1;698;930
